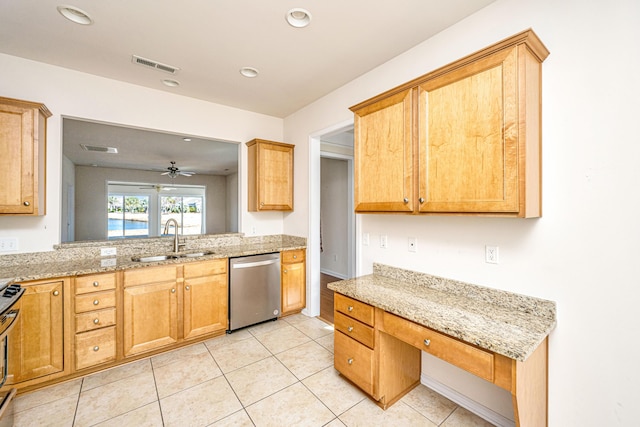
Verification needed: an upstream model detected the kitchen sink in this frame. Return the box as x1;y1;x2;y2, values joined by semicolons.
131;251;216;262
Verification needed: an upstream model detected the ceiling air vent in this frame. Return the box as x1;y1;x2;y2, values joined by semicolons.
132;55;179;74
81;144;118;154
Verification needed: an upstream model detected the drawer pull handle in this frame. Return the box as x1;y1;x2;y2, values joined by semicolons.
93;281;99;287
347;326;354;332
347;358;353;365
53;290;60;296
347;306;353;312
293;255;297;259
423;339;431;347
93;300;99;306
93;346;99;352
93;318;99;324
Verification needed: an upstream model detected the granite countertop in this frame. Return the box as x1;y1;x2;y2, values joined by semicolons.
0;234;306;283
328;264;556;362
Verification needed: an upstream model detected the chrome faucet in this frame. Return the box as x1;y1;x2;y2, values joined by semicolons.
163;218;183;253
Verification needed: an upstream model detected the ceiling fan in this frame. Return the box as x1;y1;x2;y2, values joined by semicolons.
161;161;195;178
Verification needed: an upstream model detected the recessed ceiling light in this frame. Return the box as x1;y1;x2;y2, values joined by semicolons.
240;67;259;78
162;79;180;87
286;8;312;28
57;5;93;25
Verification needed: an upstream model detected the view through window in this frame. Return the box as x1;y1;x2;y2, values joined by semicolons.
107;182;205;239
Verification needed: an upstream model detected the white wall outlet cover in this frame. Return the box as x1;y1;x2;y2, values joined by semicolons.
100;247;117;257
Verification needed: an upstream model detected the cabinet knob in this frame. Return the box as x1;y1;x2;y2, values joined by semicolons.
403;198;409;204
347;358;353;365
423;339;431;347
93;300;99;306
293;255;297;259
23;201;30;206
347;326;354;332
93;318;99;324
93;346;99;352
260;202;264;206
93;281;99;287
283;269;288;274
347;306;353;312
53;290;59;296
185;285;190;291
171;288;176;293
419;197;425;204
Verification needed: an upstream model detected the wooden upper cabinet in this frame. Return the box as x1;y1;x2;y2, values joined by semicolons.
353;89;414;213
351;29;549;217
0;96;51;215
247;139;294;211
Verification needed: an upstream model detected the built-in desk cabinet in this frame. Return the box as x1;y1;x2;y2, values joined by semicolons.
352;30;549;218
0;96;51;215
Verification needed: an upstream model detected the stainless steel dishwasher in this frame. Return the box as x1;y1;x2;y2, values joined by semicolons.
228;252;281;332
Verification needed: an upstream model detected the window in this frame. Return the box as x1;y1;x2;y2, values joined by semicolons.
160;196;204;236
108;195;150;238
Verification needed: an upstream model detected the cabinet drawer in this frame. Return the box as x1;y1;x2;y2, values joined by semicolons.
281;249;305;264
334;311;374;348
75;308;116;333
75;291;116;313
183;259;227;278
334;331;374;395
124;265;179;287
75;326;116;370
382;311;495;382
335;293;374;326
76;273;116;295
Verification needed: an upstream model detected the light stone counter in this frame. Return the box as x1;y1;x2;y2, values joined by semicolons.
0;234;306;283
328;263;556;361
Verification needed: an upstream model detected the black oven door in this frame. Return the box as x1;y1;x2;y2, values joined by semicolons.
0;308;20;427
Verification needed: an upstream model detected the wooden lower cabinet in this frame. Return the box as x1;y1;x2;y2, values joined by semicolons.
7;279;67;384
281;249;306;315
73;272;117;371
123;265;180;357
183;260;228;340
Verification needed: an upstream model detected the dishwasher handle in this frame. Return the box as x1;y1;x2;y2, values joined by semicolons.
232;259;279;269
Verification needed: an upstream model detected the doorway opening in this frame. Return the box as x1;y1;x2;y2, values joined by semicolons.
308;120;357;322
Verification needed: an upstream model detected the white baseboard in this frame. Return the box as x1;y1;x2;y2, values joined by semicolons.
320;268;347;280
420;374;515;427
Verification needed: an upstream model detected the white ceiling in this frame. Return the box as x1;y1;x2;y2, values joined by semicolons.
0;0;496;118
3;1;496;174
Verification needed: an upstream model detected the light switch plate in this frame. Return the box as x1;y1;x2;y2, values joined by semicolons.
101;247;117;257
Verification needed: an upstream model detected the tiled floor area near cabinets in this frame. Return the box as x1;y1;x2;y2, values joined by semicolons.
13;314;494;427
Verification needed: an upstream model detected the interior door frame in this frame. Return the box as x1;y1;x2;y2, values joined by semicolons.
305;119;357;318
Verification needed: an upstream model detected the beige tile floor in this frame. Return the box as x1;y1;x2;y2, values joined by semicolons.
12;314;494;427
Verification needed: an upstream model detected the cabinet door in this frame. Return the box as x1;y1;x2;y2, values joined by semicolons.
353;89;414;212
183;274;228;339
123;281;179;356
418;47;520;213
248;140;294;211
281;260;305;315
8;281;64;383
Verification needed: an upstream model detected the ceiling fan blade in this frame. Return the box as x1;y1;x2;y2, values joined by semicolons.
180;171;195;176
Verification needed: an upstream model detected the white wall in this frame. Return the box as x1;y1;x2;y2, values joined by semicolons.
0;53;284;252
284;0;640;425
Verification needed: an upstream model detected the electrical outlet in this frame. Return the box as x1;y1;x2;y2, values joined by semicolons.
0;238;18;252
380;235;388;249
485;246;499;264
100;247;117;257
408;237;417;252
101;258;117;267
362;233;369;246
